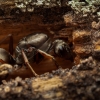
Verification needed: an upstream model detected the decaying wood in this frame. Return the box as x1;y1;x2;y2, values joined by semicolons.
63;13;100;64
0;57;100;100
0;1;100;100
72;30;92;64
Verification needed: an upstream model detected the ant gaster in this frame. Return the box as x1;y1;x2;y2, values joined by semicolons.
0;33;73;77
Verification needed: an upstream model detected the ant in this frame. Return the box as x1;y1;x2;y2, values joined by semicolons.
0;33;73;77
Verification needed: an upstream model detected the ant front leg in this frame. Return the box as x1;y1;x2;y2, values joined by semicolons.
0;59;6;64
0;34;13;55
37;49;61;69
21;49;39;77
24;47;61;69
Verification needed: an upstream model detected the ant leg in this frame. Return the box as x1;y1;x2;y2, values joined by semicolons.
8;34;13;55
21;50;38;77
0;59;6;64
37;49;61;69
0;34;13;55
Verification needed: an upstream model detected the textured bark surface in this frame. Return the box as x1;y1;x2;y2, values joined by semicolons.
63;13;100;64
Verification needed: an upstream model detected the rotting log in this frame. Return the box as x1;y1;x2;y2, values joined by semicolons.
0;1;100;100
